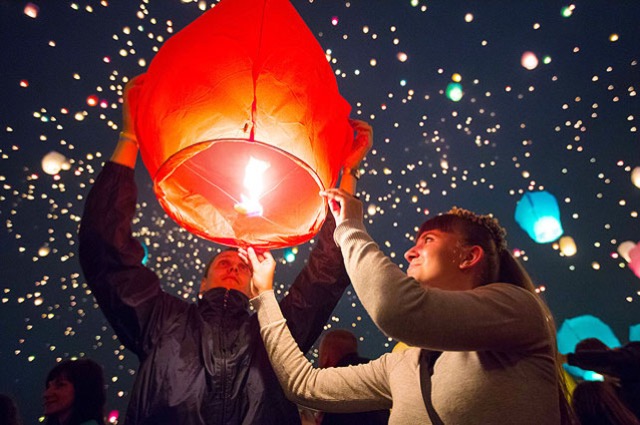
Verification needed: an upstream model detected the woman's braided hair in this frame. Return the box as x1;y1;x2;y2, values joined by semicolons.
447;207;508;252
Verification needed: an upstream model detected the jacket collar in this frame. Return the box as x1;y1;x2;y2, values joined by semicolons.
199;286;250;312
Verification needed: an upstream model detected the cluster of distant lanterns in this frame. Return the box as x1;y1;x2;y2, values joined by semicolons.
514;188;640;278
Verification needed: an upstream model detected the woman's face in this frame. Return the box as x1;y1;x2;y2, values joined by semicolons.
43;375;75;419
404;229;469;290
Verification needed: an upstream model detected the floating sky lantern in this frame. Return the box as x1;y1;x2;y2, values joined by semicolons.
514;191;564;243
631;166;640;188
284;247;297;263
617;240;636;262
107;410;119;424
446;82;463;102
521;51;539;70
86;94;99;107
24;3;39;19
41;151;69;175
630;324;640;342
135;0;353;248
628;243;640;279
38;245;51;257
140;241;150;266
557;315;621;381
559;235;577;256
561;5;574;18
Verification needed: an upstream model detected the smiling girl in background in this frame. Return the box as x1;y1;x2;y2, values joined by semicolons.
44;359;106;425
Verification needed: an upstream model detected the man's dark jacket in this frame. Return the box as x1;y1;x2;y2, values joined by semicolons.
568;342;640;419
78;162;350;425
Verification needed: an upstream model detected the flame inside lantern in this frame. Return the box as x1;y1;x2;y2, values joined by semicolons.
234;156;271;217
153;139;325;248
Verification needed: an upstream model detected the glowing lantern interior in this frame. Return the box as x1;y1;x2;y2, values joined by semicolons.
515;191;564;244
135;0;353;248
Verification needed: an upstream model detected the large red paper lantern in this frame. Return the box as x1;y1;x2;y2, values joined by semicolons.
135;0;353;248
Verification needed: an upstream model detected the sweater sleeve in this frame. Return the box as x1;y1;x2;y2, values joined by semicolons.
253;291;393;413
333;219;549;352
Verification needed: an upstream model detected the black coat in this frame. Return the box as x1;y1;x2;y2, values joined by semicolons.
568;342;640;418
79;162;350;425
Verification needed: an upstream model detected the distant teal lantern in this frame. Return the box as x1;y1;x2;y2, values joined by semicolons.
141;241;150;266
630;324;640;342
284;247;297;263
514;191;564;243
445;82;463;102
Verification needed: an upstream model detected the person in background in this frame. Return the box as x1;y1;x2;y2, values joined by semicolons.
567;338;640;419
0;393;23;425
571;380;640;425
244;201;575;424
78;75;372;425
312;329;389;425
43;358;106;425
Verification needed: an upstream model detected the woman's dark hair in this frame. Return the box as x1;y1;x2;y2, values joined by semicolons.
418;208;577;424
572;381;640;425
0;393;23;425
45;358;106;425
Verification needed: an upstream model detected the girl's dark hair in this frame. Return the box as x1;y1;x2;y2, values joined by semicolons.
45;359;106;425
418;208;577;424
0;394;23;425
572;381;640;425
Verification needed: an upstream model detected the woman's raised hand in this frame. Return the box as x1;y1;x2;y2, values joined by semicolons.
238;247;276;297
319;188;363;227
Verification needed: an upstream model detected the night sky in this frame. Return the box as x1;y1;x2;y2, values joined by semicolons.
1;1;639;423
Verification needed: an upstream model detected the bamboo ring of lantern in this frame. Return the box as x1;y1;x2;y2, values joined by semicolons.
135;0;353;248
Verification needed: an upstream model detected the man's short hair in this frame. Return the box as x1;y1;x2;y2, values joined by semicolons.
202;248;238;279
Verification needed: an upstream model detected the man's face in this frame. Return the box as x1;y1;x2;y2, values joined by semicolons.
200;251;252;296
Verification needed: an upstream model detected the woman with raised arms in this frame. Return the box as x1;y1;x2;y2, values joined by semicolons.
241;189;574;424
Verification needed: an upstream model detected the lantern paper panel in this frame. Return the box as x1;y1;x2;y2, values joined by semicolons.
514;191;564;244
617;240;636;262
630;324;640;342
628;243;640;278
135;0;353;248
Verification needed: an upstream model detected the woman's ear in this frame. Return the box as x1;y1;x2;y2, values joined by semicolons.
459;245;484;270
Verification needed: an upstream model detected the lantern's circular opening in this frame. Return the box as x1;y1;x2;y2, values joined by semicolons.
153;139;326;248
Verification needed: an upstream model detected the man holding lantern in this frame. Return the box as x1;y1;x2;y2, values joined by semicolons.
78;76;372;425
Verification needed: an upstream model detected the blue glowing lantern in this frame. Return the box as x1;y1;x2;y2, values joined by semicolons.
445;82;463;102
630;324;640;342
514;191;564;243
557;315;621;381
141;241;150;266
284;247;297;263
